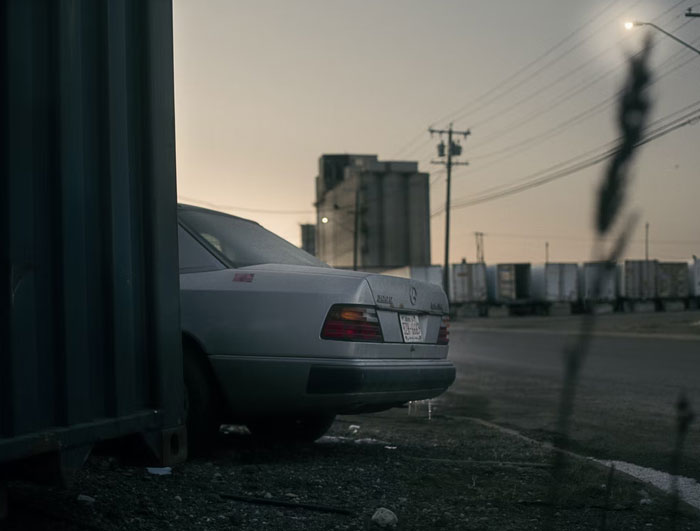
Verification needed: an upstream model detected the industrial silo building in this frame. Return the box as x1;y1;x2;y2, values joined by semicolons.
315;154;430;270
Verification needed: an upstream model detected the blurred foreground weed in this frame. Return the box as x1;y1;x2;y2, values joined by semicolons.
546;34;654;529
670;393;695;530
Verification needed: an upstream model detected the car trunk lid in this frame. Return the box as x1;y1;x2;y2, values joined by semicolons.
363;273;447;315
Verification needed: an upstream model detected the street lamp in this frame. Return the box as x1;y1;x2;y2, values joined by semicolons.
624;20;700;56
321;216;329;224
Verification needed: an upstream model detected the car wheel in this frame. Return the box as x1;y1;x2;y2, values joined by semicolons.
183;347;221;456
246;415;336;444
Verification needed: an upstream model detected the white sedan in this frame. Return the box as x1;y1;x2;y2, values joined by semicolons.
177;204;455;451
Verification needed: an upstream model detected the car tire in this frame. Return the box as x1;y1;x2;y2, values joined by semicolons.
246;415;336;444
183;347;221;456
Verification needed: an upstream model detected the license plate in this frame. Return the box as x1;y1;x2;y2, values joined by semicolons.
400;314;422;343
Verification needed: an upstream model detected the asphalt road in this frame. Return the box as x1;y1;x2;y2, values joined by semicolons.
440;320;700;481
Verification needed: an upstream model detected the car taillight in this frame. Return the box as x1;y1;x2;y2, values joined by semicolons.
437;315;449;345
321;305;383;343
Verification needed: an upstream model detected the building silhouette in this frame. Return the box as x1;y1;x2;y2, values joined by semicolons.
315;154;430;270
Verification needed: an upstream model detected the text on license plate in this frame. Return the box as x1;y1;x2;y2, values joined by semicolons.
399;314;422;343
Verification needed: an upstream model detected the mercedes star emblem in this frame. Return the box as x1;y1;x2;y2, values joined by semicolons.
409;286;417;305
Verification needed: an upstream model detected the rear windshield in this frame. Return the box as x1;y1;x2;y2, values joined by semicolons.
179;209;329;268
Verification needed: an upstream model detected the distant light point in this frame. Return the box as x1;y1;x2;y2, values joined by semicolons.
624;21;634;30
321;216;329;224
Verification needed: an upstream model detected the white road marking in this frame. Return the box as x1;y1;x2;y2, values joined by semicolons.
458;416;700;511
595;459;700;511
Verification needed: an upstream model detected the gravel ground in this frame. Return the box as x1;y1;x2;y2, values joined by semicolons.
4;405;698;530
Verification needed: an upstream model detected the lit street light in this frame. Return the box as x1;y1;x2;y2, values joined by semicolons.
321;216;329;224
625;20;700;56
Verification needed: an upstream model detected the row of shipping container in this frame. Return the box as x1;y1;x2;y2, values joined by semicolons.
383;257;700;306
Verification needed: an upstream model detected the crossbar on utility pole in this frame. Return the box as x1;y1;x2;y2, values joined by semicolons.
429;123;470;301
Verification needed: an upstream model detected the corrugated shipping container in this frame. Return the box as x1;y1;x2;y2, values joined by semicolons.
622;260;658;300
487;264;531;303
579;262;618;302
656;262;689;299
1;0;185;470
450;263;488;303
690;257;700;297
530;263;579;302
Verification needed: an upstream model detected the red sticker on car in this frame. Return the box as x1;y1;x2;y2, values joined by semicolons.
233;273;254;283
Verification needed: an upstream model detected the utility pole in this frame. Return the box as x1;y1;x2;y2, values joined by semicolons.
353;186;360;271
645;222;649;262
475;232;485;263
545;241;549;263
429;123;471;300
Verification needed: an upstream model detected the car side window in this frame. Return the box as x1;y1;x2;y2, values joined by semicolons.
178;225;225;273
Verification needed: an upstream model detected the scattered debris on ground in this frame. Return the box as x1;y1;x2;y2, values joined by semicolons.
3;408;698;530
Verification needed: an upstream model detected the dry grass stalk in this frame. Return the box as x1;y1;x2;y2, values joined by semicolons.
545;34;653;529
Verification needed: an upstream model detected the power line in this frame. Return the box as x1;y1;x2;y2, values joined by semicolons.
177;195;313;215
390;129;432;159
447;0;695;128
433;0;635;126
472;232;700;245
453;95;700;208
426;43;700;218
453;110;700;210
450;0;652;126
467;40;698;168
457;105;700;207
394;0;636;160
394;0;690;163
431;105;700;215
468;34;629;132
447;30;700;184
466;17;696;153
465;3;697;138
462;96;700;200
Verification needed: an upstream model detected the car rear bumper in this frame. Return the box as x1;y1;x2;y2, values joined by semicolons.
208;355;456;419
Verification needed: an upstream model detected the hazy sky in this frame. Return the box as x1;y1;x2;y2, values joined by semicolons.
173;0;700;265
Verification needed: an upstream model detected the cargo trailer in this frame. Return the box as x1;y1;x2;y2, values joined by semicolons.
690;257;700;299
450;262;488;304
656;262;689;300
530;263;579;315
621;260;658;300
579;262;618;313
487;264;532;305
530;263;579;302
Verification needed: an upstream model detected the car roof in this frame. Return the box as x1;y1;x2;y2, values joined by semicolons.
177;203;261;227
